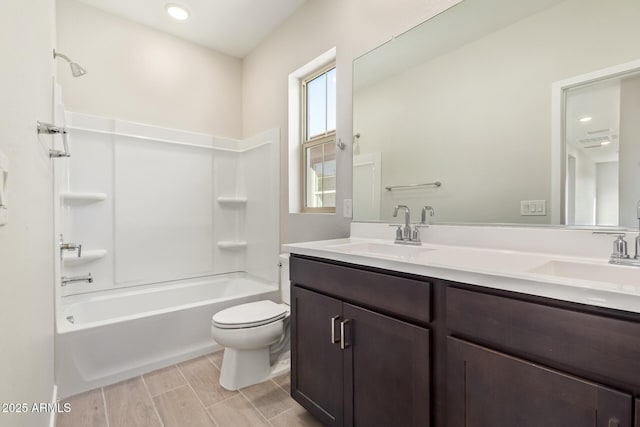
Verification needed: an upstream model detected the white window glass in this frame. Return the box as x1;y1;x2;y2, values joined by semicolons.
306;73;327;140
301;64;336;211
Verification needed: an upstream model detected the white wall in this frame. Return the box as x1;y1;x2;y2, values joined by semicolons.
56;0;243;138
242;0;461;243
0;1;55;426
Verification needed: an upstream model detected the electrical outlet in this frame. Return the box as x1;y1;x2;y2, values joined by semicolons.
343;198;353;218
520;199;546;216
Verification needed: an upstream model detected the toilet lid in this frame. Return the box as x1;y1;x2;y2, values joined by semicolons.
213;300;289;329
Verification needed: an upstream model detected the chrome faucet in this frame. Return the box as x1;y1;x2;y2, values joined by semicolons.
421;206;435;224
393;205;412;240
391;205;423;245
61;273;93;286
593;231;640;267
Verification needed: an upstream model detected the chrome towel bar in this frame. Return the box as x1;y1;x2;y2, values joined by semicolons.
385;181;442;191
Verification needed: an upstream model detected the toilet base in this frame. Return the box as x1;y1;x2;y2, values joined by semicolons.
219;348;291;391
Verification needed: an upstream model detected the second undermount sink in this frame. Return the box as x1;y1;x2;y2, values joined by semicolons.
528;260;640;288
326;241;436;259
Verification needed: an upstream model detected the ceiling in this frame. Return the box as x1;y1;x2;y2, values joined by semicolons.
76;0;307;58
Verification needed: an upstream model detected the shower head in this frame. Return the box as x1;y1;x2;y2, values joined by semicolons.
53;49;87;77
69;62;87;77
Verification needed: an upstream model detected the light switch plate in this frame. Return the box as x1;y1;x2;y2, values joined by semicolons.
0;150;8;226
520;199;546;216
343;198;353;218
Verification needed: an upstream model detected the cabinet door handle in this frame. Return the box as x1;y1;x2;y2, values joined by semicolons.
608;418;619;427
331;315;340;344
340;319;350;350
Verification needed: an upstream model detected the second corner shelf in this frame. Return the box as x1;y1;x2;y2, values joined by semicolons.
62;249;107;266
217;241;248;249
217;196;248;206
60;192;108;204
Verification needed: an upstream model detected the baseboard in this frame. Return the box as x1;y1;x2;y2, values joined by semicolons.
48;384;58;427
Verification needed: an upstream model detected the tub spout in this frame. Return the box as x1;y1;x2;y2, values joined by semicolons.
61;273;93;286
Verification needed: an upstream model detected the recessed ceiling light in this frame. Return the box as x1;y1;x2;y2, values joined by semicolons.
601;140;611;145
166;4;189;21
579;116;592;123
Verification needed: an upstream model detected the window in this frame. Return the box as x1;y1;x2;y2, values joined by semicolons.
301;64;336;212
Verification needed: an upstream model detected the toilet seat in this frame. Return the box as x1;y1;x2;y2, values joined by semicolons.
213;300;289;329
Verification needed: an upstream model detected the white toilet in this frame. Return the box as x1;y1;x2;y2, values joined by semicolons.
210;254;291;390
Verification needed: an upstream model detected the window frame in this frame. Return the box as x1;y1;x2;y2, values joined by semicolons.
300;62;337;213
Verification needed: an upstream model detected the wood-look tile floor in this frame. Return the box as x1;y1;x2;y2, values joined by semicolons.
56;351;321;427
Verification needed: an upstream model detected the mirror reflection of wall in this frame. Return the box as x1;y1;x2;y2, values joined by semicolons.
352;0;640;227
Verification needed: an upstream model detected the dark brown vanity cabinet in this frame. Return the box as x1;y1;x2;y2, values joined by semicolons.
445;286;639;427
291;254;640;427
290;255;431;427
447;337;631;427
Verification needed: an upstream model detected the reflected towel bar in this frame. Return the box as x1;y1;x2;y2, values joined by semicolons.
385;182;442;191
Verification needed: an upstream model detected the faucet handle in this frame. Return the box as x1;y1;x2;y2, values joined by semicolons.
389;224;403;241
421;206;435;224
611;235;629;260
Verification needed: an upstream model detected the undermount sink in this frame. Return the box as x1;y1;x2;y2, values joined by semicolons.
326;242;436;259
528;260;640;288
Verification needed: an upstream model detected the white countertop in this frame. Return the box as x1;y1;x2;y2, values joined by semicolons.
283;236;640;314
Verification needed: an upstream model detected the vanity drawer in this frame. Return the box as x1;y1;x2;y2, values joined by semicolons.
290;255;431;324
446;286;640;387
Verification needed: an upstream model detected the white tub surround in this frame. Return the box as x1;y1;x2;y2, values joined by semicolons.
283;223;640;313
55;111;280;296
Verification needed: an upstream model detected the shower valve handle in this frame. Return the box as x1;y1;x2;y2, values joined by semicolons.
60;241;82;258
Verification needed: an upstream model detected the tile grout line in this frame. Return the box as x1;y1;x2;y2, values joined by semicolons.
100;387;110;427
238;389;275;427
140;374;165;427
146;382;188;399
175;362;220;427
264;377;298;420
268;403;297;421
202;357;242;407
270;377;290;397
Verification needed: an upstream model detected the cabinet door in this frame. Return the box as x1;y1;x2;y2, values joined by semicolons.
343;303;430;427
447;337;632;427
291;286;344;426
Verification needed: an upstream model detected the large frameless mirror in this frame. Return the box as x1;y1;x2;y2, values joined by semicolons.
352;0;640;228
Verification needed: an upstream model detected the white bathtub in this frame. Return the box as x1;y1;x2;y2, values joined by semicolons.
55;273;279;399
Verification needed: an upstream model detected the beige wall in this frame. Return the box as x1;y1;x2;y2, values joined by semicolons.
0;1;55;426
242;0;461;243
56;0;243;138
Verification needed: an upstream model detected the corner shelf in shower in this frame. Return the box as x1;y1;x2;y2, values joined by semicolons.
217;196;248;206
60;192;108;204
62;249;107;266
217;241;248;249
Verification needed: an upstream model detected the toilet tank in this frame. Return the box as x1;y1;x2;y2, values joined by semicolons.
279;253;291;305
